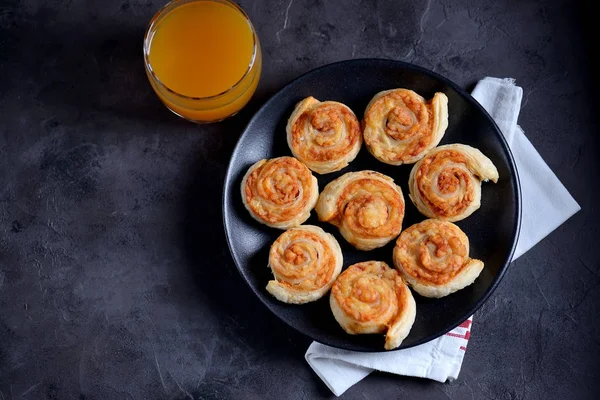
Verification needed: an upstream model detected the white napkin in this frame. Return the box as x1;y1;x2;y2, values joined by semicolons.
305;77;581;396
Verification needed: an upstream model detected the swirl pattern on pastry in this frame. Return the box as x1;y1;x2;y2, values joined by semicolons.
315;171;405;251
241;157;319;229
393;219;484;298
287;97;362;174
363;89;448;165
408;144;499;222
330;261;416;350
267;225;343;304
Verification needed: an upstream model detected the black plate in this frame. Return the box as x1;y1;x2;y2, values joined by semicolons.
223;59;521;352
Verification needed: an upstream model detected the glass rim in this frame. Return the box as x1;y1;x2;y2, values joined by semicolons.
143;0;259;102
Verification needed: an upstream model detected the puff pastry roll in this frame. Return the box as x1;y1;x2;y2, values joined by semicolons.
330;261;416;350
393;219;484;298
287;97;362;174
267;225;343;304
315;171;404;250
363;89;448;165
408;144;499;222
241;157;318;229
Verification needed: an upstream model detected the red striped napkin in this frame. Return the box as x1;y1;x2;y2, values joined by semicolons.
305;77;579;396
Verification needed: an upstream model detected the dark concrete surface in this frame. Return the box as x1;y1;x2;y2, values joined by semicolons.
1;0;599;399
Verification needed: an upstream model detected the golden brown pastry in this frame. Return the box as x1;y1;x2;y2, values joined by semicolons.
315;171;404;250
393;219;484;298
287;97;362;174
408;144;499;222
363;89;448;165
330;261;416;350
241;157;318;229
267;225;343;304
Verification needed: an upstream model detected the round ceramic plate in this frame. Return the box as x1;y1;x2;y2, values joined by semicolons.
223;59;521;351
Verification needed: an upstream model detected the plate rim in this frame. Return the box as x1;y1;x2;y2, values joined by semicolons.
222;58;522;352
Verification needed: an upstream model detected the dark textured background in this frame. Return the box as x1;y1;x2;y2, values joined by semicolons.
1;0;599;399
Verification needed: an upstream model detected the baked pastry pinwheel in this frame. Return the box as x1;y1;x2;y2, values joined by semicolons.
315;171;405;250
408;144;499;222
363;89;448;165
393;219;484;298
241;157;318;229
330;261;416;350
267;225;343;304
286;97;362;174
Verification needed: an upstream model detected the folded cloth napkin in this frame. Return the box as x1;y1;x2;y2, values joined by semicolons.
305;77;581;397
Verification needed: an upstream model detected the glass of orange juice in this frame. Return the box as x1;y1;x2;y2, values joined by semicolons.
143;0;262;123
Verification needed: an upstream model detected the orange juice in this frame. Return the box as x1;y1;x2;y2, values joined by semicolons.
144;0;261;123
